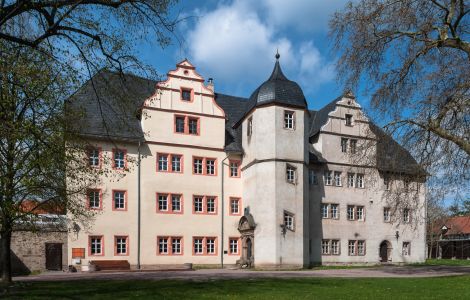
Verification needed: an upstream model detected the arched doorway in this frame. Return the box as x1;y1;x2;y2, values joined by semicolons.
379;240;392;262
238;214;256;268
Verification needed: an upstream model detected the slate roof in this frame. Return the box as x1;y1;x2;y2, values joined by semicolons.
308;96;341;137
67;70;155;142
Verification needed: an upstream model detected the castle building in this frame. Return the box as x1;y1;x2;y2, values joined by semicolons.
68;55;426;269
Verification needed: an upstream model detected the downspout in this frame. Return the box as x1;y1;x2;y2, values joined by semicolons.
137;140;142;269
221;156;229;269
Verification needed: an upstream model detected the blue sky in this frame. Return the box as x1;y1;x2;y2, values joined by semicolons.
138;0;354;111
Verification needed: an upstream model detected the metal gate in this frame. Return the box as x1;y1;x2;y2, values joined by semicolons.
45;243;62;270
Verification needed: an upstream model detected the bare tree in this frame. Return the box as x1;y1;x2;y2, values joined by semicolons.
330;0;470;196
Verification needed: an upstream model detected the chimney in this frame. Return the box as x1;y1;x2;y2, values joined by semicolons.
207;77;214;92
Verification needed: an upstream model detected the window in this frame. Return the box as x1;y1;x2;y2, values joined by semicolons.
188;118;199;135
88;148;100;167
347;205;355;220
334;171;342;186
88;189;101;209
331;204;339;219
403;208;410;223
350;139;357;154
384;176;390;190
193;157;217;175
309;170;318;185
181;88;192;101
356;206;364;221
115;236;128;255
348;240;366;256
345;114;353;126
157;236;183;255
321;204;329;219
347;173;355;188
175;116;185;133
357;240;366;256
383;207;391;222
113;190;126;210
229;160;240;178
331;240;340;255
157;153;183;173
284;211;295;231
286;165;296;184
230;198;241;215
157;193;183;214
247;117;253;137
193;237;217;255
175;115;199;135
356;174;365;188
348;240;356;256
402;242;411;256
341;138;348;153
284;111;295;129
113;149;126;169
324;171;332;185
206;159;216;175
193;195;217;214
229;238;239;255
321;240;330;255
90;236;103;255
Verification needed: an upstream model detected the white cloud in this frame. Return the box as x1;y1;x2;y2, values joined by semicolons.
185;0;336;96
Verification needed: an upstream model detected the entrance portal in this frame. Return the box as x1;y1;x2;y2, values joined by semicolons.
238;214;256;268
379;240;391;263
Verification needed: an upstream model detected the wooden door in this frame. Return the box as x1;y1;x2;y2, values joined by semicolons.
45;243;62;270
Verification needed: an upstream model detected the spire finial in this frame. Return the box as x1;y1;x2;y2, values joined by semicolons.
275;49;280;60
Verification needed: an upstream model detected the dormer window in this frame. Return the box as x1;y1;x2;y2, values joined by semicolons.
345;114;353;126
181;88;192;101
284;111;295;130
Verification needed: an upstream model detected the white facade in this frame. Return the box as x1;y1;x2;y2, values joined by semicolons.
68;59;426;269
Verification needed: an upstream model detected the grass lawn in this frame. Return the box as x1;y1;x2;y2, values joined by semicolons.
3;276;470;299
411;259;470;266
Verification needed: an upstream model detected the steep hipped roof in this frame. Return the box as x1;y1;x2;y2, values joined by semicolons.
67;70;155;142
432;216;470;236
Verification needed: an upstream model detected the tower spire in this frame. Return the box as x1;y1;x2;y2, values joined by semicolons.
275;49;280;60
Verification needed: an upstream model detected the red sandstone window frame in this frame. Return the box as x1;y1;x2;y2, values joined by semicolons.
180;87;194;102
192;157;217;176
86;188;102;210
192;236;218;256
156;153;183;173
174;114;200;136
192;195;218;215
89;235;104;256
112;148;127;170
112;189;127;211
156;192;184;214
114;235;129;256
156;236;184;256
229;197;241;216
228;160;241;178
87;146;102;169
228;237;240;255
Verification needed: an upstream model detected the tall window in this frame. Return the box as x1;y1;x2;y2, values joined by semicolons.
175;116;185;133
348;240;356;256
172;237;182;254
403;208;410;223
113;191;126;210
321;240;330;255
90;236;103;255
350;139;357;154
284;211;295;231
331;204;339;219
193;196;217;214
158;237;169;254
402;242;411;256
383;207;391;222
321;204;329;219
356;206;364;221
309;170;318;185
324;171;332;185
193;158;203;174
171;195;182;212
341;138;348;153
284;111;295;129
206;238;216;254
171;155;182;172
158;194;168;211
115;236;128;255
193;157;216;175
206;197;216;213
229;161;240;177
347;173;355;188
188;118;198;135
357;240;366;256
334;171;342;186
114;149;126;169
193;196;203;213
331;240;340;255
356;174;365;188
345;114;353;126
229;238;239;254
181;88;192;101
193;238;203;254
347;205;355;220
230;198;240;215
286;165;296;184
206;159;215;175
157;237;182;255
384;176;390;190
247;117;253;137
88;148;100;167
158;154;168;171
88;189;101;209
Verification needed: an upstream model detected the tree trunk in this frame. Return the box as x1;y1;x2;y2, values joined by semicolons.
0;229;12;283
